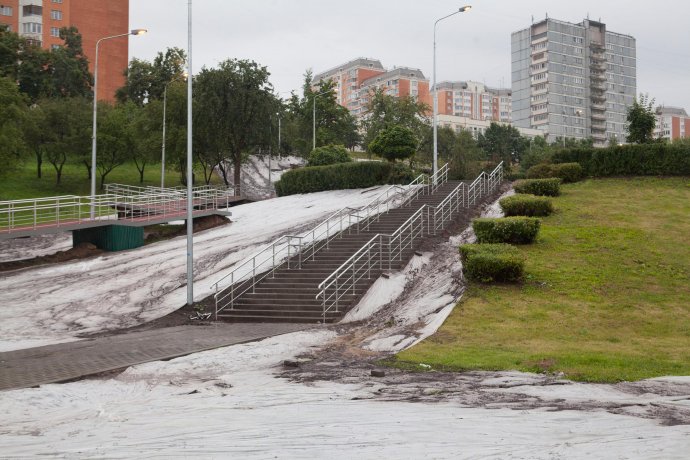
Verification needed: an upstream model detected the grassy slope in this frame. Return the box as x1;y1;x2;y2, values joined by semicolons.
395;177;690;382
0;162;222;201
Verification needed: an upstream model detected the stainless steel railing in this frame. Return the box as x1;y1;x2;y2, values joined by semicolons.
317;162;503;322
0;186;236;234
211;163;451;318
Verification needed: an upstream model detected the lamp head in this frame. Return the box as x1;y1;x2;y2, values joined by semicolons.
459;5;472;13
131;29;148;36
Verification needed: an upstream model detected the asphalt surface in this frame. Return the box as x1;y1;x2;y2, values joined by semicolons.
0;323;311;392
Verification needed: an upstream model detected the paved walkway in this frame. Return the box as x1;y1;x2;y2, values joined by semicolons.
0;323;310;392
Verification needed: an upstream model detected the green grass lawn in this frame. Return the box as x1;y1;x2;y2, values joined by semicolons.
0;161;223;201
394;177;690;382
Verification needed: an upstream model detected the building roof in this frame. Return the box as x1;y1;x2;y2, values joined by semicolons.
435;80;511;96
361;67;427;87
312;58;384;82
657;106;688;117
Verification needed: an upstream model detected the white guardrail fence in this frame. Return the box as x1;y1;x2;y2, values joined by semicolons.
316;162;504;322
211;164;451;318
0;184;236;234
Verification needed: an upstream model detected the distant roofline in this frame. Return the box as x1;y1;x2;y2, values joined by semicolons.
313;57;384;82
360;67;428;87
515;17;635;40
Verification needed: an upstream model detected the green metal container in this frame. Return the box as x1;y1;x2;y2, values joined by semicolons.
73;225;144;251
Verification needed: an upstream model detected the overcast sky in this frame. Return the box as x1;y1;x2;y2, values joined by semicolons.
129;0;690;110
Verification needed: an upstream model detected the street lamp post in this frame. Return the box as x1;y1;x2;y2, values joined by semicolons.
90;28;147;216
162;72;187;188
433;6;471;182
186;0;194;306
277;114;281;160
312;90;331;151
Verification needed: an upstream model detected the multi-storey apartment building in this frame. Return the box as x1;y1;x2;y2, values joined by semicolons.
512;18;636;146
313;58;432;118
0;0;130;100
436;81;512;123
655;106;690;140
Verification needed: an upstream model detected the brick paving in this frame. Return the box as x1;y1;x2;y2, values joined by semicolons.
0;323;311;392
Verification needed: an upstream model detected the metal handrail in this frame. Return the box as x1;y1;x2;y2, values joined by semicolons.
1;186;235;234
317;162;503;321
211;163;452;318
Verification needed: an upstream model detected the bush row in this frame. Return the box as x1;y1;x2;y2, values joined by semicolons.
473;217;541;244
459;244;525;282
513;178;562;197
526;162;583;183
551;142;690;177
275;161;414;196
499;194;553;217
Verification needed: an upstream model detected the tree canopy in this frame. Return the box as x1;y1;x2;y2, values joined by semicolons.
193;58;277;191
626;93;657;144
361;88;429;149
368;125;418;162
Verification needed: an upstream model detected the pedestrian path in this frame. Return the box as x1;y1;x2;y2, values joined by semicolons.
0;323;309;392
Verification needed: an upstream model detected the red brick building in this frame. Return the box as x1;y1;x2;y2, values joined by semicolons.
0;0;130;100
312;58;432;118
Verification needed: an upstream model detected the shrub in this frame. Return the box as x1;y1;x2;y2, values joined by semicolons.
513;178;561;197
552;142;690;177
499;194;553;217
459;244;525;283
505;171;526;181
526;163;553;179
387;162;416;184
473;217;541;244
307;144;352;167
526;162;582;183
550;162;583;183
275;161;410;196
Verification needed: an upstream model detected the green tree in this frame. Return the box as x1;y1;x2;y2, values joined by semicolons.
626;93;656;144
418;124;457;165
280;71;359;155
194;59;277;191
362;88;429;149
448;129;486;179
49;27;93;98
37;97;92;185
477;122;526;165
116;47;187;105
368;125;417;162
0;77;28;178
96;103;130;188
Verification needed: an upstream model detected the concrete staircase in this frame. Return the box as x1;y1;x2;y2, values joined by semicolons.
216;181;466;323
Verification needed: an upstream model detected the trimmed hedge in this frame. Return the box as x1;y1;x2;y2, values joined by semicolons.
552;142;690;177
499;194;553;217
275;161;412;196
526;162;582;183
473;217;541;244
525;163;553;179
513;178;561;197
551;163;583;183
307;144;352;166
459;243;525;283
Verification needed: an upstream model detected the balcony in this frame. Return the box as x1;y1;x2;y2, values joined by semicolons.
591;112;607;121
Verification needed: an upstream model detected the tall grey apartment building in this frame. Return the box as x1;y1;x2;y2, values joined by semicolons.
511;18;636;146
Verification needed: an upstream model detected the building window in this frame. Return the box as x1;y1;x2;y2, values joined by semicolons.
51;9;62;20
51;44;61;50
52;0;63;3
22;22;42;34
0;5;12;16
23;4;43;16
50;27;60;37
